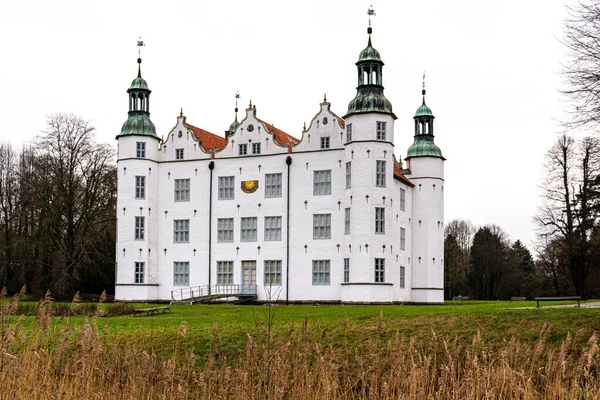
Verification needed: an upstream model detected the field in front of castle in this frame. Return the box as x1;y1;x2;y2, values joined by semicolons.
2;301;600;399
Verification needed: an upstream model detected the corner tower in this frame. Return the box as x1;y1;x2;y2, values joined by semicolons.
405;83;445;303
115;41;161;301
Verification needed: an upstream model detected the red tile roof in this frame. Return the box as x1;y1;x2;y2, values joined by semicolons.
259;120;300;146
394;160;414;187
187;123;227;152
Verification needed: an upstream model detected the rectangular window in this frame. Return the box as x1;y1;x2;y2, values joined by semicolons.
218;176;234;200
312;260;330;285
241;217;257;242
376;160;386;187
174;178;190;202
375;258;385;283
320;136;330;149
344;208;350;235
400;227;406;250
252;142;261;154
217;261;234;285
264;216;282;241
313;170;331;195
217;218;234;242
343;258;350;283
376;121;387;140
345;162;351;189
175;148;184;160
135;176;145;199
134;262;145;284
375;207;385;234
134;216;145;240
400;188;406;211
346;123;352;142
173;219;189;243
239;143;248;156
313;214;331;239
136;142;146;158
265;173;282;198
264;260;282;286
399;266;406;289
173;262;189;286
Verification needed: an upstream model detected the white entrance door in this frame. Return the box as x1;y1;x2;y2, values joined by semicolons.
242;261;257;285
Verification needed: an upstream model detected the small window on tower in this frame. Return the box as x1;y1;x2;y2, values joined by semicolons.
136;142;146;158
320;136;330;149
376;121;386;140
346;124;352;142
175;148;184;160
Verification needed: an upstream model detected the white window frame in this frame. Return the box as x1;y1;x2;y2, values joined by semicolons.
218;176;234;200
136;142;146;158
252;142;261;155
265;173;282;198
346;123;352;142
344;208;350;235
264;216;282;241
376;160;386;187
376;121;387;140
343;258;350;283
239;143;248;156
241;217;257;242
375;207;385;234
312;260;330;285
313;214;331;239
217;261;234;285
400;188;406;211
134;262;145;284
400;266;406;289
313;170;331;195
217;218;234;242
135;216;145;240
173;219;190;243
175;148;184;160
375;258;385;283
320;136;330;149
345;161;351;189
173;262;189;286
174;178;190;202
264;260;282;286
400;227;406;250
135;176;145;199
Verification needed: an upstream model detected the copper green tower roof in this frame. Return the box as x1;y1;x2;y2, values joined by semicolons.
406;88;444;159
116;54;158;140
344;26;396;119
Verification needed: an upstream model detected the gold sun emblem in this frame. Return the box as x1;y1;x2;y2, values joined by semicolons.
241;180;259;194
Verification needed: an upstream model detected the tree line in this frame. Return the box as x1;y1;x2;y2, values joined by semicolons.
0;114;116;299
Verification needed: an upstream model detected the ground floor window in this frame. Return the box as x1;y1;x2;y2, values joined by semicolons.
134;262;145;284
375;258;385;283
343;258;350;283
264;260;282;286
173;262;189;286
400;266;406;288
217;261;233;285
312;260;330;285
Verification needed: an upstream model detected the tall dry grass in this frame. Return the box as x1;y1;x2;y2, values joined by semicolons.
1;290;599;399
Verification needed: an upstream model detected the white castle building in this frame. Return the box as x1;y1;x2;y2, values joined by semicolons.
115;26;445;304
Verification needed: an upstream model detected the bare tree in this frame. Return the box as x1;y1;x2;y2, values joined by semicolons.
561;0;600;129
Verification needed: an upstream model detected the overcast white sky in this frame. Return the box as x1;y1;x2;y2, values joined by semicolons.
0;0;573;249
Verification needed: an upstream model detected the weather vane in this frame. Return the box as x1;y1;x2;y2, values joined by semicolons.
137;37;145;58
422;72;427;96
367;6;375;27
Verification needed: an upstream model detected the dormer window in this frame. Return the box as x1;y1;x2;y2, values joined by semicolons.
376;121;386;140
175;148;184;160
320;136;330;149
136;142;146;158
239;144;248;156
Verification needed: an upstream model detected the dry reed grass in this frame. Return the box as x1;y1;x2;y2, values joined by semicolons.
1;289;599;399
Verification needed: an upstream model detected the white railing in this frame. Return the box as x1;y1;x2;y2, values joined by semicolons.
171;284;257;302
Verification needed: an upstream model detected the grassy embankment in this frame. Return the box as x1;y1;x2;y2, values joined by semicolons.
1;294;599;398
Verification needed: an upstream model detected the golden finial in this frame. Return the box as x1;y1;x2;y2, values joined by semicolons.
303;121;307;130
324;93;327;102
180;108;183;117
249;99;252;108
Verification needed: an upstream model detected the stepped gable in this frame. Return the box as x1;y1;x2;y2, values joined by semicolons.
186;123;227;151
